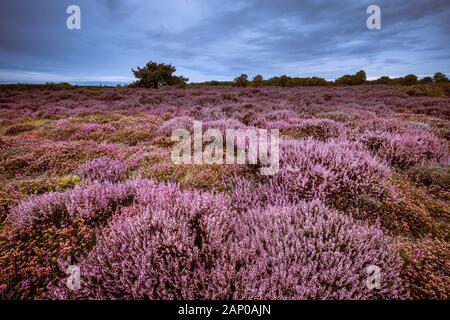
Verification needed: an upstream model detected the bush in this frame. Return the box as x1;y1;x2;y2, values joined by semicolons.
0;218;95;299
77;157;128;184
47;183;238;299
233;200;406;299
362;131;449;169
407;164;450;191
233;74;249;87
274;138;389;205
45;185;406;299
10;181;138;229
399;239;450;299
285;119;344;141
158;116;195;135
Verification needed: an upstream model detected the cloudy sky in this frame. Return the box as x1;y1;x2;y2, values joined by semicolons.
0;0;449;84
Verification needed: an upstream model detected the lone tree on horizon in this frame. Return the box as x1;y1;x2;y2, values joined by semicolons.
131;61;189;89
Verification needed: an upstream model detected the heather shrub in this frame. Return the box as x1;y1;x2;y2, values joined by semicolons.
285;118;345;141
228;138;390;211
317;111;353;122
10;181;136;229
361;131;449;169
74;122;116;138
0;218;95;299
158;116;194;135
272;138;389;206
53;118;70;126
399;239;450;299
407;164;450;191
0;138;110;179
47;183;238;299
379;174;450;240
45;187;407;300
77;157;128;184
233;201;406;299
203;118;247;133
4;124;35;135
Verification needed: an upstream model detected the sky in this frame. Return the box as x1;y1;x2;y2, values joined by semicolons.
0;0;449;84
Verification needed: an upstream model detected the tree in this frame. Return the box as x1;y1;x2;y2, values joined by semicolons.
376;76;391;84
334;70;367;85
355;70;367;83
279;75;289;87
131;61;188;89
234;74;249;87
419;76;433;84
433;72;449;83
252;75;263;87
401;74;418;86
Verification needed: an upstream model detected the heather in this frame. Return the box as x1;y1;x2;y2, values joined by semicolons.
45;186;405;300
1;85;449;300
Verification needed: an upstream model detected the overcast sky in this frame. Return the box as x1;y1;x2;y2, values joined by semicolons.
0;0;449;84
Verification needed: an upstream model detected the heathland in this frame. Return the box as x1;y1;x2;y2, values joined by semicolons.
0;84;448;299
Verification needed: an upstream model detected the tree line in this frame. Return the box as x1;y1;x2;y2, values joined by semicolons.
129;61;449;88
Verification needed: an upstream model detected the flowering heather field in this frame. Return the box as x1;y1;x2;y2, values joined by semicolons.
0;85;449;300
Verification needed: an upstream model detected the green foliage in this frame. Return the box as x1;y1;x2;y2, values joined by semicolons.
407;164;450;191
402;74;418;86
335;70;367;85
419;77;433;84
433;72;449;83
252;75;263;87
233;74;249;87
131;61;189;89
375;76;391;84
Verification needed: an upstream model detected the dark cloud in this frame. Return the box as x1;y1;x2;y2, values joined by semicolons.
0;0;449;83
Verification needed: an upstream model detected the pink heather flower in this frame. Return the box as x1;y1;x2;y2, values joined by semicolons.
45;188;406;300
54;118;70;126
10;180;139;228
77;157;128;183
361;130;449;169
158;116;195;135
232;200;406;299
76;122;116;135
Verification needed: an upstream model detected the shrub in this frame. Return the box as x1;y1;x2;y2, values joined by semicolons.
285;119;344;141
75;123;116;136
399;239;450;299
45;186;406;300
407;164;450;191
4;124;35;135
273;138;389;205
233;200;406;299
158;116;194;135
47;183;238;299
10;181;138;229
0;218;95;299
362;131;449;169
77;157;128;184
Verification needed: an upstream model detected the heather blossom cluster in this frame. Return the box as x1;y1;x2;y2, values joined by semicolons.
76;156;128;184
45;181;406;300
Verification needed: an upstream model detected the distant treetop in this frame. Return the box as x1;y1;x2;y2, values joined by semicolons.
131;61;189;89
